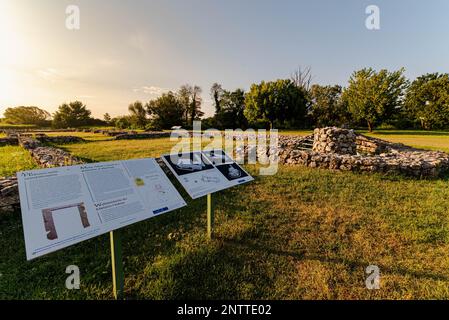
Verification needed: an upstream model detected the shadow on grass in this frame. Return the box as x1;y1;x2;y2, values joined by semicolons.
222;238;449;283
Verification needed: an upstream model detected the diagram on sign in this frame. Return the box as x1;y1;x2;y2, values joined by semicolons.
162;150;253;199
18;158;186;260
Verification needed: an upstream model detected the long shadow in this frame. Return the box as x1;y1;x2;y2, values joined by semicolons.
222;238;449;283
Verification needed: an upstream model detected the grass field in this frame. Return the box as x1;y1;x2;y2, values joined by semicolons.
0;146;38;177
1;131;449;299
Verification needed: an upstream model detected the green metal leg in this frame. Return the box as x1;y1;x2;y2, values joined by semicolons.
207;193;214;239
110;230;124;299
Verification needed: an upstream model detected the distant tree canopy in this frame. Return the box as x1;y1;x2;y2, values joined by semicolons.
309;85;349;127
404;73;449;130
52;101;92;128
215;88;247;129
128;101;148;129
210;83;224;114
3;106;50;125
103;113;112;124
245;79;308;129
146;92;185;129
343;68;407;132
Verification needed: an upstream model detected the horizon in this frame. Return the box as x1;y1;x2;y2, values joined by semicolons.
1;0;449;119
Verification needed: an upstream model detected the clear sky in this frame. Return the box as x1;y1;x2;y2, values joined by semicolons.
1;0;449;118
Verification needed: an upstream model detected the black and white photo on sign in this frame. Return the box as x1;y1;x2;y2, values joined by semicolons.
202;149;234;165
162;152;214;176
215;163;249;181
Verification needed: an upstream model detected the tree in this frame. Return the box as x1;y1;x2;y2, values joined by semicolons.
177;84;192;126
103;113;112;124
113;116;132;129
52;101;92;128
128;101;147;129
309;84;349;127
244;79;308;129
404;73;449;130
216;89;247;129
146;92;185;129
210;83;224;114
190;85;204;124
291;66;313;92
3;106;51;125
342;68;407;132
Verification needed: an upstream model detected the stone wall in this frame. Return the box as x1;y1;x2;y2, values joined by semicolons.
0;137;18;146
35;135;85;144
1;134;85;212
0;176;19;212
18;135;83;167
312;127;356;155
115;132;170;140
275;128;449;178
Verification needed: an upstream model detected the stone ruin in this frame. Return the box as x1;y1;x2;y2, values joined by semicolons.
313;128;357;155
275;127;449;178
115;131;170;140
18;135;83;168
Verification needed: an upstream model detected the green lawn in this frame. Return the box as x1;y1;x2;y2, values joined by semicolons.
1;131;449;299
0;146;38;177
364;130;449;153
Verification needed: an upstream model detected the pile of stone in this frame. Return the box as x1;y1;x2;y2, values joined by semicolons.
0;137;18;146
18;135;41;149
274;127;449;178
18;135;82;167
35;135;85;144
30;147;83;167
0;177;19;212
107;131;132;136
355;134;409;154
313;127;357;155
115;132;170;140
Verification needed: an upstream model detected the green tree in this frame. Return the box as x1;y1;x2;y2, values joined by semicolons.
342;68;407;132
216;89;247;129
244;79;307;129
103;113;112;124
146;92;185;129
113;116;132;129
190;85;204;125
3;106;51;125
177;85;192;126
210;83;224;114
52;101;92;128
309;84;349;127
128;101;147;129
404;73;449;130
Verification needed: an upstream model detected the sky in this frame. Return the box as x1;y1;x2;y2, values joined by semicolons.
1;0;449;118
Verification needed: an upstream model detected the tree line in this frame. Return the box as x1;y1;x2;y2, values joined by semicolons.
2;67;449;131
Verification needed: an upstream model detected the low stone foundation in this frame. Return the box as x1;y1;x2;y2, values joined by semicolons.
274;128;449;178
0;137;18;146
313;127;356;155
18;135;83;167
35;135;85;144
115;132;170;140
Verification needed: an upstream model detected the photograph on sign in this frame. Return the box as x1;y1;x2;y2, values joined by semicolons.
162;152;214;176
18;158;186;260
161;150;253;199
202;149;234;165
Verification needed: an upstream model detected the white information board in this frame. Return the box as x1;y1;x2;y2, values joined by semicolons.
161;150;253;199
18;158;186;260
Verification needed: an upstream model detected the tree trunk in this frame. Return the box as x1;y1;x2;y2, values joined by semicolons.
367;121;373;132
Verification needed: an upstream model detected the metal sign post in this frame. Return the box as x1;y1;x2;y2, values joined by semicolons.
207;193;214;239
110;230;124;299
